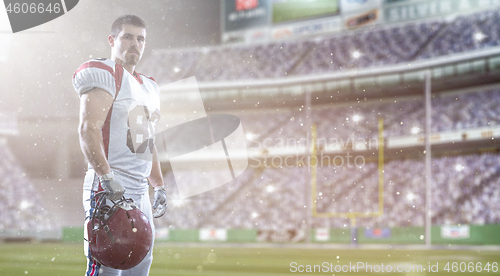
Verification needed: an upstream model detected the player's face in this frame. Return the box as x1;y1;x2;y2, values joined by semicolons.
110;24;146;66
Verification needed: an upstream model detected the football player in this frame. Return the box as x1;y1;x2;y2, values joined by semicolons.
73;14;167;276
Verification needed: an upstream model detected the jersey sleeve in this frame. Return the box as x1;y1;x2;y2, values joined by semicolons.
72;60;117;98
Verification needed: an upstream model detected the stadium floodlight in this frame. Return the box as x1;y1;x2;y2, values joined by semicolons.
266;185;275;193
406;192;416;202
473;31;486;42
455;164;465;172
246;132;255;140
20;200;32;210
352;50;362;59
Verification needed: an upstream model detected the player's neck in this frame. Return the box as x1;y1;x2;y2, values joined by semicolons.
113;58;136;75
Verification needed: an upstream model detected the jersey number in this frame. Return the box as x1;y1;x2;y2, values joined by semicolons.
126;105;160;154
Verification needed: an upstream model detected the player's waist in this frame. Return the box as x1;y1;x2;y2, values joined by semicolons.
84;167;151;195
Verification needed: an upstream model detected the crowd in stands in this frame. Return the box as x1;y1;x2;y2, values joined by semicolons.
145;7;500;231
0;142;52;231
141;8;500;84
235;88;500;150
418;8;500;59
152;86;500;230
157;152;500;229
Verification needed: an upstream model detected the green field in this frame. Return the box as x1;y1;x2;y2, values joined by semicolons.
273;0;339;24
0;242;499;275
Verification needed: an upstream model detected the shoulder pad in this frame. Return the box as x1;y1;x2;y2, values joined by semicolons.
72;59;118;97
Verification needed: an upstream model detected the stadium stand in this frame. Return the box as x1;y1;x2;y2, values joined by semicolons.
235;88;500;149
417;8;500;59
142;8;500;84
0;140;52;232
153;84;500;230
158;152;500;229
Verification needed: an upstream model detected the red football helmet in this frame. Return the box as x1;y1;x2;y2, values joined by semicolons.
87;193;152;270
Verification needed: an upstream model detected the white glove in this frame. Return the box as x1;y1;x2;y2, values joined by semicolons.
152;186;167;218
100;172;125;201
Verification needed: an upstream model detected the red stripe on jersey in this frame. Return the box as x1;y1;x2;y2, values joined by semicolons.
73;61;114;79
97;63;123;191
137;73;156;83
131;71;143;84
98;63;123;192
100;104;113;192
115;64;124;93
99;64;123;189
101;107;112;160
102;63;123;157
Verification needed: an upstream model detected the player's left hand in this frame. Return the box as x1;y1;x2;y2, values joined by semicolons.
153;186;167;218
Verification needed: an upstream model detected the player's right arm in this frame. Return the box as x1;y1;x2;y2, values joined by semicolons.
78;88;113;177
73;60;125;200
78;88;125;200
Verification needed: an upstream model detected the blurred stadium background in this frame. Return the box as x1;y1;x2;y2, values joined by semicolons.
1;0;500;272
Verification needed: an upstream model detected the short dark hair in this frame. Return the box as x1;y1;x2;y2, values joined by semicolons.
110;15;147;37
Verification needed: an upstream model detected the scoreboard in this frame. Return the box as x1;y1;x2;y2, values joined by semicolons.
222;0;500;44
222;0;380;43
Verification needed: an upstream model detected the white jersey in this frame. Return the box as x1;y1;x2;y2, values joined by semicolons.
73;58;161;194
